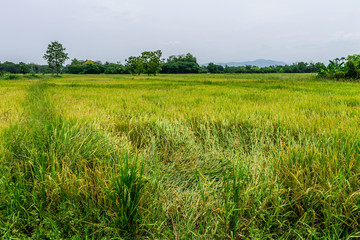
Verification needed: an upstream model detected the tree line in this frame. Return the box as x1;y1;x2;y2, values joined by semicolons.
0;62;52;75
1;41;353;77
0;58;324;76
204;62;322;74
65;51;200;75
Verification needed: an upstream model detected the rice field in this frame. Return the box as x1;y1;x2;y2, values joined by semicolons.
1;73;360;239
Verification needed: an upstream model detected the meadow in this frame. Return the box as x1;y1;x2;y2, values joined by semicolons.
0;73;360;239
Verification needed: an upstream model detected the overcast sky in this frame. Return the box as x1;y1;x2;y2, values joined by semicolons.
1;0;360;65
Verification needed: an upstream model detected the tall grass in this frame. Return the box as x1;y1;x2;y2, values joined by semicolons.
108;154;147;234
0;80;151;239
1;74;360;238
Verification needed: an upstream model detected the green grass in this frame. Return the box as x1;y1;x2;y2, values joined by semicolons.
1;73;360;239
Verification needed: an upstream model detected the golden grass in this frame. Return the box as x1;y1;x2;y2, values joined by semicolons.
0;80;30;129
1;74;360;239
48;74;360;135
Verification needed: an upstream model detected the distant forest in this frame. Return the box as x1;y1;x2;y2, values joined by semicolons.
0;53;323;75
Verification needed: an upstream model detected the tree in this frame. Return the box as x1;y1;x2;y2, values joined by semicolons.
43;41;69;77
317;55;360;80
141;50;164;75
0;61;18;73
83;60;95;66
125;56;144;75
19;62;30;74
207;62;223;73
207;63;217;73
70;58;82;66
161;53;200;73
28;63;40;73
184;53;197;63
104;63;127;74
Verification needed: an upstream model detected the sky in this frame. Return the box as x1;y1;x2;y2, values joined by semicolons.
1;0;360;65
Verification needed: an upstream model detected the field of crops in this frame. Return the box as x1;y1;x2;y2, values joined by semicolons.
1;73;360;239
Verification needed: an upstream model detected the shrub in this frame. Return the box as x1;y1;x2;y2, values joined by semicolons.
7;74;20;80
333;71;346;79
30;71;37;78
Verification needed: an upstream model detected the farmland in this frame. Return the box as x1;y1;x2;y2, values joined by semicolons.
1;73;360;239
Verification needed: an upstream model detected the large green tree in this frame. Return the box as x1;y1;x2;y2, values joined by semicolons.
161;53;200;73
141;50;164;76
125;56;144;75
43;41;69;76
19;62;30;74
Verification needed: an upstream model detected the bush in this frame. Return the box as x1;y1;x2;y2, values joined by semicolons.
7;74;20;80
333;72;346;79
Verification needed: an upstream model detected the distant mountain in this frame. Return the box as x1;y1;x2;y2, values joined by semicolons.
206;59;288;67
